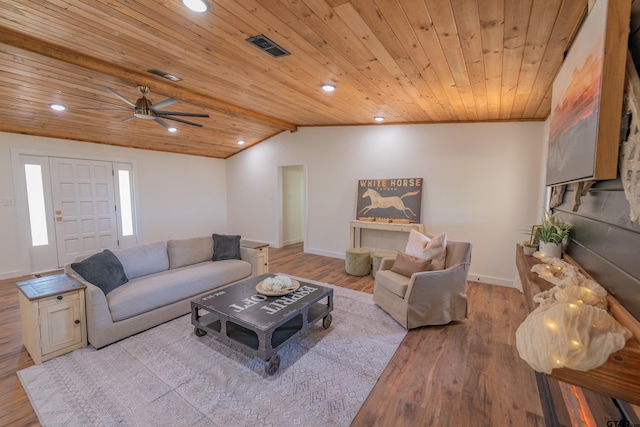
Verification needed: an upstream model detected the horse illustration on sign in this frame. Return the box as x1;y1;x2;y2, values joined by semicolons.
356;178;422;222
359;189;420;218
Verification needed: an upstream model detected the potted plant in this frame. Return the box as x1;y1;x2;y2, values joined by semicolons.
522;242;538;256
537;211;572;258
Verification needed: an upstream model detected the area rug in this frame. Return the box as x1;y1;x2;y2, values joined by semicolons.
17;276;406;427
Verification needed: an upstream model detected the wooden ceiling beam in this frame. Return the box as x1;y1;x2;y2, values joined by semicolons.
0;25;297;132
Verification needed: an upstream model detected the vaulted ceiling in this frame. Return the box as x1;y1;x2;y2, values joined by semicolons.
0;0;587;158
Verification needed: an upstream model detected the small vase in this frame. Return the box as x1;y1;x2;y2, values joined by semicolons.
523;245;537;256
539;241;562;259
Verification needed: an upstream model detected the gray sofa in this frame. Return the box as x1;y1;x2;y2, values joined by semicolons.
64;235;260;349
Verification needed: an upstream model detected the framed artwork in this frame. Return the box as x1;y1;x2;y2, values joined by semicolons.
546;0;630;186
356;178;422;223
530;225;541;245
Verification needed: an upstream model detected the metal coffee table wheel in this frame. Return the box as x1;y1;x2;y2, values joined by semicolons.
323;313;332;329
194;327;207;337
266;354;280;375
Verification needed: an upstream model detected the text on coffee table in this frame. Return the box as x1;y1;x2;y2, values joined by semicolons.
228;285;319;313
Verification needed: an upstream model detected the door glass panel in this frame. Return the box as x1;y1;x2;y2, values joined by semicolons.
117;170;134;236
24;164;48;246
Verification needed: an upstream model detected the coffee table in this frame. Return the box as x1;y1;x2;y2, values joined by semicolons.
191;274;333;375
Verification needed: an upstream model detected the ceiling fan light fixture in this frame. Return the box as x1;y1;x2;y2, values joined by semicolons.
374;116;384;122
321;84;336;92
182;0;209;13
237;140;245;145
168;127;177;133
49;103;66;111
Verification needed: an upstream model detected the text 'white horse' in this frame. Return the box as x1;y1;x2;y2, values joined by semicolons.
359;189;420;218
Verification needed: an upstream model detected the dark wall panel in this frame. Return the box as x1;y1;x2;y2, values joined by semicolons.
552;178;640;323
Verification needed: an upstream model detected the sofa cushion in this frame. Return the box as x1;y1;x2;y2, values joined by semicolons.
212;234;241;261
111;241;169;279
391;251;432;277
106;259;251;322
167;236;214;269
71;249;128;295
376;269;411;298
405;230;448;270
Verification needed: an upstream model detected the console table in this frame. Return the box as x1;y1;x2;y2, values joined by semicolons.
349;220;425;250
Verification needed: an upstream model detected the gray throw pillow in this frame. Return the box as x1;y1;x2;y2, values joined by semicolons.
71;249;129;295
212;234;241;261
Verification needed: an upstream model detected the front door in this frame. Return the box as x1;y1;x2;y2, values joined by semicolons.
49;158;118;266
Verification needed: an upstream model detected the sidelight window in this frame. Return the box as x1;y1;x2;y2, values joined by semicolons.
24;164;48;246
117;169;134;237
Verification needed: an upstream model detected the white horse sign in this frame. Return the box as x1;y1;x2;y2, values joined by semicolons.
356;178;422;222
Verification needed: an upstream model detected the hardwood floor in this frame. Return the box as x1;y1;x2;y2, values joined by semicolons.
0;243;543;426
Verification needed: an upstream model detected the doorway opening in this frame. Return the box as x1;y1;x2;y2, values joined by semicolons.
277;164;306;249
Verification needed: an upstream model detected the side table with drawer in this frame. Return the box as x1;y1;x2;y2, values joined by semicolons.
241;240;269;275
16;274;87;364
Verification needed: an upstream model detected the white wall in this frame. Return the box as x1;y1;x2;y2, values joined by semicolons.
226;122;547;286
0;132;228;278
1;121;548;285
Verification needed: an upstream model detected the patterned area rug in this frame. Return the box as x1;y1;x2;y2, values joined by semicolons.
18;277;406;427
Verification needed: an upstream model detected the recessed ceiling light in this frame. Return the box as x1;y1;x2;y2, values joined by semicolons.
49;103;66;111
182;0;209;13
321;84;336;92
168;127;177;133
237;140;245;145
374;116;384;122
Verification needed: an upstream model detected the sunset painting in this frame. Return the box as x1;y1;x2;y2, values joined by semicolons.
546;0;606;186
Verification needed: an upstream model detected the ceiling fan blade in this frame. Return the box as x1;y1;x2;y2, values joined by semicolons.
161;115;204;127
62;92;131;108
151;98;177;111
122;115;136;122
154;117;173;130
156;111;210;118
103;86;137;107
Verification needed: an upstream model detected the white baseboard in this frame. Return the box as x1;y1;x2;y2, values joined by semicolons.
468;273;516;288
305;247;346;259
283;238;303;246
0;269;26;281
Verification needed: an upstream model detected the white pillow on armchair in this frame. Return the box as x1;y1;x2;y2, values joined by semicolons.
405;229;447;270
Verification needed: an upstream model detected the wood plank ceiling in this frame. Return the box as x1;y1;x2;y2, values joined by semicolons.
0;0;587;159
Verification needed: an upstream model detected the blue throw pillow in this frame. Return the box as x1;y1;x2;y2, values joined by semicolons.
212;234;241;261
71;249;129;295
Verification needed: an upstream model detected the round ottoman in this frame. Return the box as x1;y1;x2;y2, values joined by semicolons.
345;248;371;276
372;251;397;278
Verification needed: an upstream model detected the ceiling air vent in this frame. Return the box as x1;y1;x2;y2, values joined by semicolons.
148;69;182;82
246;35;290;58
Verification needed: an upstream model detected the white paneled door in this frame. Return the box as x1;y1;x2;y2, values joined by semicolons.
49;158;118;266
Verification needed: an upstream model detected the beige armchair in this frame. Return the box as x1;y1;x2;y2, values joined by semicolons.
373;240;472;329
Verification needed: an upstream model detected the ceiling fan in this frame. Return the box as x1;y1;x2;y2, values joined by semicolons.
82;85;209;130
